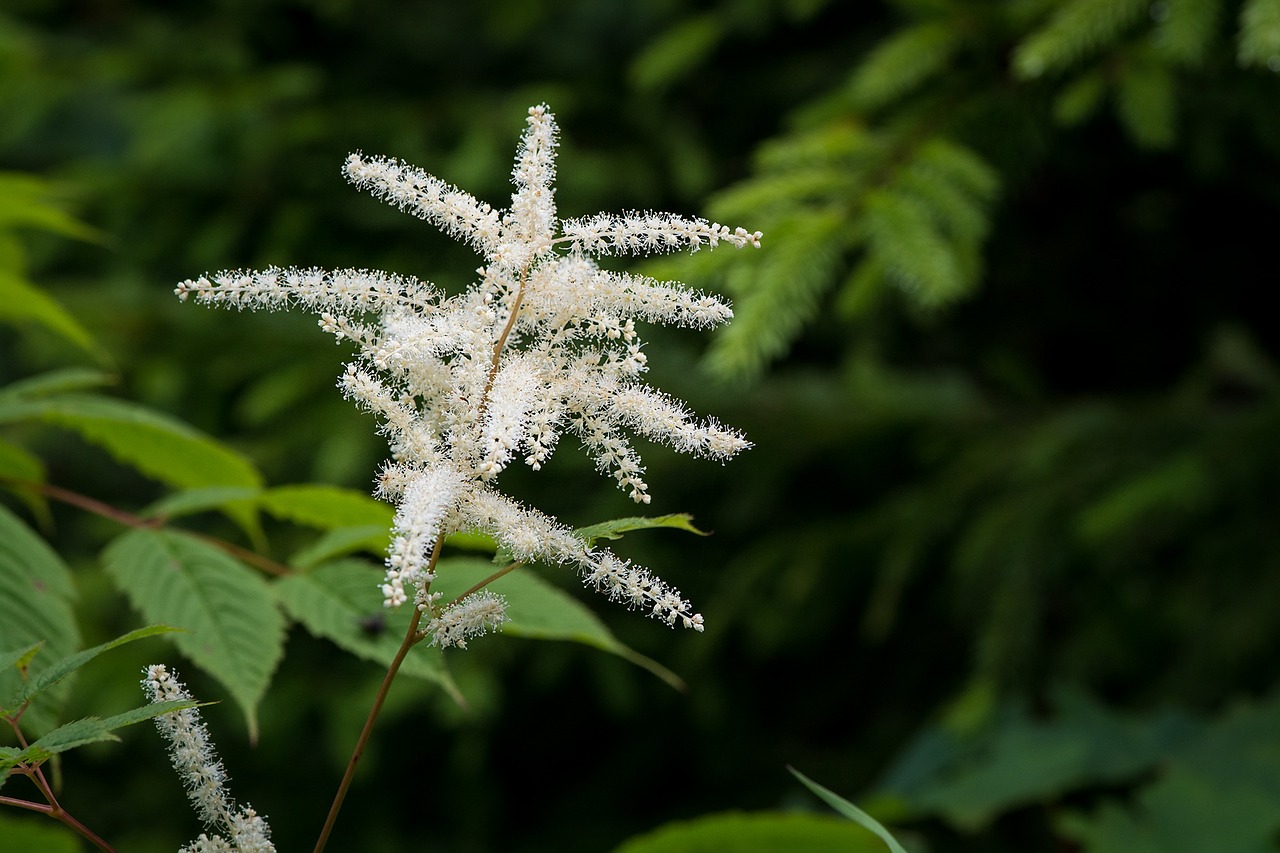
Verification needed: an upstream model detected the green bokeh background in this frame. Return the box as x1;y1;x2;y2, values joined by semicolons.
4;1;1280;851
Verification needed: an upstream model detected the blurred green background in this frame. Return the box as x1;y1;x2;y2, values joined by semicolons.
4;0;1280;850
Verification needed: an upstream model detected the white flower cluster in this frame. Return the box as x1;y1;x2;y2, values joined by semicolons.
177;104;760;637
426;589;509;648
141;665;276;853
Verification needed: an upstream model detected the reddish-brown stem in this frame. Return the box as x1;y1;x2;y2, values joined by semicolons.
0;790;118;853
481;266;529;406
313;536;444;853
451;560;523;605
1;476;292;576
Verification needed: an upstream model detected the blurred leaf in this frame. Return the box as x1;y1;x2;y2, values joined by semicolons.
0;172;104;243
613;811;892;853
879;688;1197;830
288;524;391;568
0;270;104;360
0;368;115;399
0;811;81;851
1076;453;1213;545
0;642;42;680
430;557;684;690
1153;0;1223;66
259;483;394;529
1238;0;1280;69
0;394;262;492
0;393;263;531
101;529;286;738
630;14;722;92
1115;59;1177;149
142;486;263;521
1012;0;1150;78
1060;691;1280;851
0;437;48;524
845;21;960;111
0;505;80;733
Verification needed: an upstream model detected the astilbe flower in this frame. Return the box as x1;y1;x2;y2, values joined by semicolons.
176;104;760;640
141;665;275;853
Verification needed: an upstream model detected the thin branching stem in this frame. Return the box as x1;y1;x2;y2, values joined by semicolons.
451;560;524;605
0;476;293;576
313;535;445;853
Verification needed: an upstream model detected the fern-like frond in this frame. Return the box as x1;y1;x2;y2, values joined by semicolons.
1012;0;1150;79
863;188;965;305
845;21;962;111
1152;0;1224;66
705;209;847;377
1115;57;1178;149
1238;0;1280;69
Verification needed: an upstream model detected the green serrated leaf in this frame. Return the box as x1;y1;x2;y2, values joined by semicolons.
576;514;709;546
259;483;394;529
789;767;910;853
26;699;196;756
0;744;52;771
101;529;286;738
273;559;452;688
613;811;891;853
0;642;43;678
0;505;80;732
430;557;684;689
21;625;182;705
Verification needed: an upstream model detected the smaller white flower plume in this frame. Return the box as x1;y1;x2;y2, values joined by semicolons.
142;665;275;853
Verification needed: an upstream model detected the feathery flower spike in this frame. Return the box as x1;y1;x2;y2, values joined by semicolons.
177;104;761;638
142;665;276;853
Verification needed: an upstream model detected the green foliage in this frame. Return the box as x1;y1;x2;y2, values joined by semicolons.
0;505;79;734
273;559;452;688
101;529;286;737
1011;0;1150;79
0;390;263;493
13;698;193;759
8;625;180;709
3;1;1280;850
1239;0;1280;68
877;688;1280;852
613;811;893;853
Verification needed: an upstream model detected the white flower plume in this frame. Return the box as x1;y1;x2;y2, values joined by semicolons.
177;104;761;633
142;665;276;853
